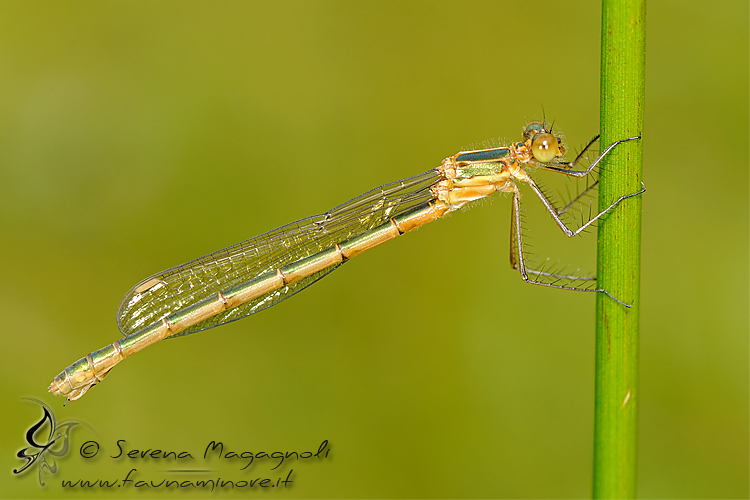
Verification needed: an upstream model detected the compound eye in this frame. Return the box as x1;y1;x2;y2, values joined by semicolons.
523;121;545;140
531;133;559;163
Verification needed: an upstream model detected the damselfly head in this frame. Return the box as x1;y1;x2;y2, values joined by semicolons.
522;121;566;163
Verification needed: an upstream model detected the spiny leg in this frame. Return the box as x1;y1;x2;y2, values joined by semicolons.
557;179;599;217
523;135;637;225
524;176;598;232
542;135;640;177
510;190;591;281
567;134;600;168
509;188;521;272
509;190;632;307
528;133;645;234
527;177;646;237
508;190;525;276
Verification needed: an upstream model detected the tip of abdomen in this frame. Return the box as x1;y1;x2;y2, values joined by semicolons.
48;372;95;401
48;372;68;396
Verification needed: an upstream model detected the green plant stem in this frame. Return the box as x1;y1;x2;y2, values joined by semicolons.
593;0;647;498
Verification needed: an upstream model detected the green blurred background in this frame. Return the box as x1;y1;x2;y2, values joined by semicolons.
1;1;747;498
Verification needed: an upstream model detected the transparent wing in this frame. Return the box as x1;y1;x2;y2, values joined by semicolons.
116;169;441;337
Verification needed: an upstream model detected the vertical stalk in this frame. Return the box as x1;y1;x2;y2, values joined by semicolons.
594;0;646;498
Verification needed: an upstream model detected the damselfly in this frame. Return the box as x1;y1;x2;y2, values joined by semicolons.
49;121;645;402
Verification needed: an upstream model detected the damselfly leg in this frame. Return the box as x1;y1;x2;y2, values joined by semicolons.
509;135;646;307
